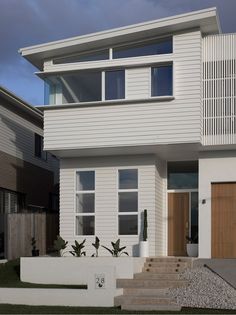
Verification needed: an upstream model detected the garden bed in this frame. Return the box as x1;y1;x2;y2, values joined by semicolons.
0;260;87;289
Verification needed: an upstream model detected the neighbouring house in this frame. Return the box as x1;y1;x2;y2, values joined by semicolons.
19;7;236;259
0;86;59;259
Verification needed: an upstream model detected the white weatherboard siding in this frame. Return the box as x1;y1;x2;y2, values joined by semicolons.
44;30;202;152
203;34;236;145
0;104;57;172
59;155;161;256
125;67;150;100
199;151;236;258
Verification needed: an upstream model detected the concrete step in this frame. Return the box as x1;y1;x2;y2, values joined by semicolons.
117;278;188;289
146;257;192;263
142;266;186;273
144;261;188;268
115;295;174;306
121;304;181;311
134;272;180;280
123;288;169;296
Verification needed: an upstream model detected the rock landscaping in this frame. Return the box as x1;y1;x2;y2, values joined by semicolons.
168;266;236;310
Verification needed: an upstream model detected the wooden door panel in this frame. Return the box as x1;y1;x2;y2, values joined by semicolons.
212;183;236;258
168;192;189;256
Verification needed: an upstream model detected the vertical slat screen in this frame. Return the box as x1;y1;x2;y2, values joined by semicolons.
203;34;236;145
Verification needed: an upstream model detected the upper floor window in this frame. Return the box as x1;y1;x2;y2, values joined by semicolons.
105;70;125;100
46;69;126;104
113;37;172;59
34;133;47;160
151;64;173;97
53;49;109;64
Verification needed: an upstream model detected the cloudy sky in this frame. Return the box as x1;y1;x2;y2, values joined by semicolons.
1;0;236;105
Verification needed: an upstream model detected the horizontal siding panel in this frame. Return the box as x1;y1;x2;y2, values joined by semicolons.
0;104;58;173
45;30;201;150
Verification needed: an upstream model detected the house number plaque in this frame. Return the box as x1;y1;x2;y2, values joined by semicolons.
95;274;105;289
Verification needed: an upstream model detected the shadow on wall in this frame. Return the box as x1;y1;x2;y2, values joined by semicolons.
0;114;55;210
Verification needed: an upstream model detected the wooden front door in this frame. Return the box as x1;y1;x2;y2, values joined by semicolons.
168;192;189;256
212;183;236;258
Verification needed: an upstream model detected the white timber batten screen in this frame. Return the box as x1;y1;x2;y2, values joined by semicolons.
202;34;236;145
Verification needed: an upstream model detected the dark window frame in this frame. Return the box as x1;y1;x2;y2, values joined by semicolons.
34;133;47;161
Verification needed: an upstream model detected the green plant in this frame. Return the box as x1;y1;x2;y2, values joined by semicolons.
53;236;68;256
31;237;39;256
92;236;100;257
143;209;148;241
31;237;36;251
186;233;198;244
102;239;128;257
70;240;86;257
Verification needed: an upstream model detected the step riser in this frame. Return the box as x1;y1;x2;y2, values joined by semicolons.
142;267;186;273
115;297;174;305
123;288;168;296
146;257;192;263
144;262;188;268
121;304;181;311
134;273;180;280
117;280;188;289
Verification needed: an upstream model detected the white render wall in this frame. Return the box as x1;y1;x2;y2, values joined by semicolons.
155;158;167;256
199;151;236;258
60;154;165;256
44;30;202;152
0;104;57;173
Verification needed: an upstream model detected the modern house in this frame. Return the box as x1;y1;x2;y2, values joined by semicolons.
20;7;236;259
0;86;59;258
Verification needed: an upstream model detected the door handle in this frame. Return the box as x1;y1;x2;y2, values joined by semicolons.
185;221;189;229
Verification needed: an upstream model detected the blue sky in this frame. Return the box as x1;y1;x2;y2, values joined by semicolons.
1;0;236;105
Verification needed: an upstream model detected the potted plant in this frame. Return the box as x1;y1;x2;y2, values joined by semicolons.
53;235;68;256
186;234;198;257
31;237;39;257
140;209;149;257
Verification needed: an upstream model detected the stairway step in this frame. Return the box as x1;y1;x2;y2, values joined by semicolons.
115;295;174;306
121;304;181;311
144;261;188;268
143;266;186;273
146;257;192;263
117;278;188;288
134;272;180;280
123;288;169;296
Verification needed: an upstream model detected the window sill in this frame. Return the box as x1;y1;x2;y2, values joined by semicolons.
37;96;175;110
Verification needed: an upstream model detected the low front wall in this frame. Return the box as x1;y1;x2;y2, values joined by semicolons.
19;257;145;307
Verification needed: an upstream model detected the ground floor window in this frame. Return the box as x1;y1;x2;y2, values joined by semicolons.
0;188;25;214
75;171;95;235
118;169;138;235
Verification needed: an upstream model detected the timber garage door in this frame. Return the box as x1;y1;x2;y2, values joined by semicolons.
212;182;236;258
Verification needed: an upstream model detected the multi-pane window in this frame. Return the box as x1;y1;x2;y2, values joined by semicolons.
113;37;172;59
0;188;25;213
75;171;95;235
151;64;173;97
105;70;125;100
35;134;47;160
118;169;138;235
53;49;109;64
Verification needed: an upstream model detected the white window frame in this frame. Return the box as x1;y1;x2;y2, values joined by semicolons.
75;170;95;236
117;168;139;236
149;62;174;98
102;69;126;101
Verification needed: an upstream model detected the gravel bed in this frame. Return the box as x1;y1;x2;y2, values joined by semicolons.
168;266;236;309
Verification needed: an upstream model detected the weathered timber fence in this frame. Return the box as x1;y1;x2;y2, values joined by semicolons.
2;213;59;260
